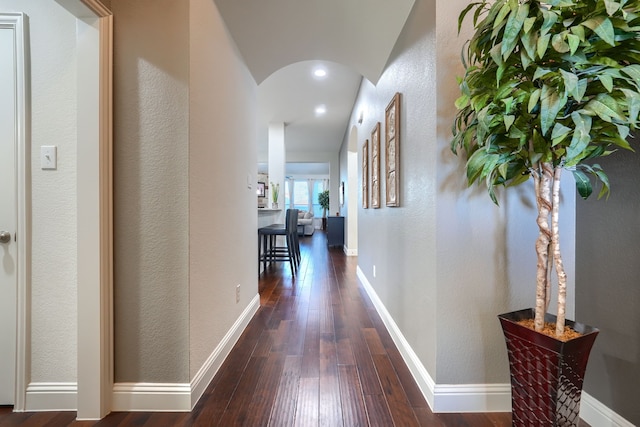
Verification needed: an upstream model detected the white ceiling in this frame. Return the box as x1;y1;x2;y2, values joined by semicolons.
214;0;416;160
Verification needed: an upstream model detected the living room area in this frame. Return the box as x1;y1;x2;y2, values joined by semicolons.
257;164;330;237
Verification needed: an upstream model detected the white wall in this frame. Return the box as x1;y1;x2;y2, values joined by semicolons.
112;0;190;383
188;0;259;380
0;0;79;383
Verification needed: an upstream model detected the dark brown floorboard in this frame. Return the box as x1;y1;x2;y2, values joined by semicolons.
0;231;591;426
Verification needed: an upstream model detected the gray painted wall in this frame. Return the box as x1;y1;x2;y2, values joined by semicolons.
112;0;261;385
342;0;577;387
113;0;191;383
576;148;640;425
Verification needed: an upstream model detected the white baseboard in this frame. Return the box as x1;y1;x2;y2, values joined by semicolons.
432;383;510;412
580;392;635;427
24;382;77;411
356;266;632;423
112;383;191;412
111;294;260;412
343;246;357;256
190;293;260;408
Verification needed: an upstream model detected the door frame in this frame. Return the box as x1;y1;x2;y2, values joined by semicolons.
60;0;113;419
0;12;29;412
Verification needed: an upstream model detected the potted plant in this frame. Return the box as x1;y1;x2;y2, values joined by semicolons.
270;181;280;209
318;190;330;230
452;0;640;423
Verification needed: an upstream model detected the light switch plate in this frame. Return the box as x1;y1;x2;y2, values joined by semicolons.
41;146;57;170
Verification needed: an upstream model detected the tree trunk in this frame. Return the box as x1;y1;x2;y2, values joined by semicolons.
533;162;554;332
552;166;566;336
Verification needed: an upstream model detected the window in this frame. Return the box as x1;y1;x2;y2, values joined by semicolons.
311;181;326;217
292;181;309;212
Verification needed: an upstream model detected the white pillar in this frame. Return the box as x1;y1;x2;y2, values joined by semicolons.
268;123;285;222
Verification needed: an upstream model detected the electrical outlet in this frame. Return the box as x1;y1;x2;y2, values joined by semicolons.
373;265;376;278
236;284;241;303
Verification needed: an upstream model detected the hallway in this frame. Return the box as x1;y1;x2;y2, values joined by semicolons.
0;231;505;426
0;231;592;426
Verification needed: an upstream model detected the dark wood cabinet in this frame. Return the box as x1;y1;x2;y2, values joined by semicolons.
326;216;344;247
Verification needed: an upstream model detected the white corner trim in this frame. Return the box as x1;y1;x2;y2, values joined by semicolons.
25;383;77;412
112;383;190;412
190;294;260;408
580;392;636;427
343;246;357;256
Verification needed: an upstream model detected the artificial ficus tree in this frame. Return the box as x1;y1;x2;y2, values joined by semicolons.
452;0;640;336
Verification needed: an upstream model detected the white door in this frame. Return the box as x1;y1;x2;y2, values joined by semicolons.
0;20;18;406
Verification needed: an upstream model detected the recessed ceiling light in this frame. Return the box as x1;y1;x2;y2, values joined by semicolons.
313;68;327;78
315;105;327;115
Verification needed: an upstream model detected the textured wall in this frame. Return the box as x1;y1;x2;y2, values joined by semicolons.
576;148;640;425
0;0;79;383
188;0;259;379
344;0;577;387
112;0;190;383
345;0;439;378
435;0;575;384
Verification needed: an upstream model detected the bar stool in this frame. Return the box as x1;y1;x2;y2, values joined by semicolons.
258;209;299;275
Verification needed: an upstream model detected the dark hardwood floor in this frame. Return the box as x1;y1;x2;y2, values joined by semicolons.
0;231;591;426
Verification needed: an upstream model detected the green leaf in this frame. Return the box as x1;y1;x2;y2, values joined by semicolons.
604;0;620;16
560;69;579;99
520;49;532;70
466;149;487;184
520;29;538;59
493;2;512;31
551;123;572;144
501;3;530;60
458;1;484;33
621;88;640;123
455;94;470;109
566;112;592;164
570;25;585;41
502;96;514;113
622;65;640;87
552;33;570;53
537;33;551;58
595;168;611;199
540;84;567;136
523;16;536;33
576;79;587;101
504;114;515;130
582;17;616;46
533;67;551;81
490;43;505;67
584;93;625;122
572;169;593;199
528;88;541;113
567;33;580;55
541;8;558;35
498;162;510;179
599;74;614;92
615;124;630;140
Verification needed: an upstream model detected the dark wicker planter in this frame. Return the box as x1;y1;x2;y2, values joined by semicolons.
499;308;599;427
